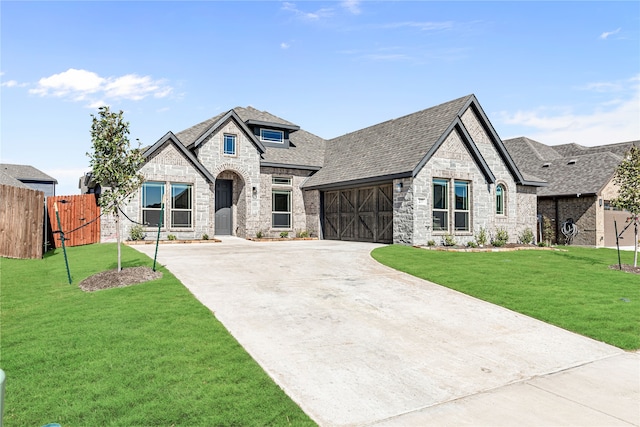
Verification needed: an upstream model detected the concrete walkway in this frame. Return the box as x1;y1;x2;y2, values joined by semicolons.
133;238;639;426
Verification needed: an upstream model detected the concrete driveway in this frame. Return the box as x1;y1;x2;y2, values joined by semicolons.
133;238;638;426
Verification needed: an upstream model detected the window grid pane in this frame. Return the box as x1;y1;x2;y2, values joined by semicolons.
496;184;504;215
224;134;236;155
142;182;165;227
272;190;291;228
261;129;284;143
272;177;292;185
433;179;449;231
454;181;470;232
433;179;448;209
170;183;192;228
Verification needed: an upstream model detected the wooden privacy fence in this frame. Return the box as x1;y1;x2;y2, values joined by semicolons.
47;194;101;248
0;184;45;259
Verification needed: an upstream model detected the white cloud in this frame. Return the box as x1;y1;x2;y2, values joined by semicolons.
341;0;361;15
282;2;333;20
280;42;290;49
1;80;19;88
499;76;640;146
379;21;454;31
600;28;621;40
29;68;173;107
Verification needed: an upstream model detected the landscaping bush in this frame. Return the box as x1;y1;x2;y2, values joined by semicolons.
475;227;488;246
518;227;535;245
128;224;146;241
442;233;456;246
491;227;509;247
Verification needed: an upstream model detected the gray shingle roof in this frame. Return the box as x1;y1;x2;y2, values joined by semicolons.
503;137;638;196
303;95;474;189
0;164;58;183
552;140;639;159
0;170;30;189
174;107;325;169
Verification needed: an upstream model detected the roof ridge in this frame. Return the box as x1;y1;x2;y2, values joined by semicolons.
329;94;474;142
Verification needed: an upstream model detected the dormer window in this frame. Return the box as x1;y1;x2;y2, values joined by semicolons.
260;129;284;144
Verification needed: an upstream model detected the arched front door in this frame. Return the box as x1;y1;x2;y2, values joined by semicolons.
215;179;233;235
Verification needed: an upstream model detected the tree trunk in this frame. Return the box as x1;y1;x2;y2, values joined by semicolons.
634;221;638;268
116;209;122;272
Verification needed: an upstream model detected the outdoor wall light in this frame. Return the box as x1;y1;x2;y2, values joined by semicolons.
395;182;403;193
252;186;257;196
599;198;603;207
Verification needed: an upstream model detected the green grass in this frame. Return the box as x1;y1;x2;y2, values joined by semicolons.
0;244;315;427
371;246;640;350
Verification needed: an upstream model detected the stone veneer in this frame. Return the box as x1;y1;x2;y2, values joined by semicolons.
393;107;537;247
101;120;321;242
102;142;213;243
258;167;320;238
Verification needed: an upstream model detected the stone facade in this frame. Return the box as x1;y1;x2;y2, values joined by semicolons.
395;107;537;247
100;99;538;245
101;121;321;243
258;166;320;238
102;142;213;242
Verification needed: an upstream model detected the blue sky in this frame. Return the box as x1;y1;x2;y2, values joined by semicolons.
1;1;638;196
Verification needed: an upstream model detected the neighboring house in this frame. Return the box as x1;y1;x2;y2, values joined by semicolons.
504;137;640;247
0;164;57;196
96;95;542;245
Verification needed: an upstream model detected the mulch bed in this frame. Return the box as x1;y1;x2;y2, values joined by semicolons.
78;266;163;292
609;264;640;275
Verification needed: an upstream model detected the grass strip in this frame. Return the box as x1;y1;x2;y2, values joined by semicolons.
1;243;315;427
371;245;639;350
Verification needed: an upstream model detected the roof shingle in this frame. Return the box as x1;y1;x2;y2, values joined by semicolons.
303;95;474;188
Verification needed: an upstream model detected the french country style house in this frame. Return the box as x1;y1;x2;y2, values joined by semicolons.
92;95;543;246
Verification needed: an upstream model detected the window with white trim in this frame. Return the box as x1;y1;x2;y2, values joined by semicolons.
223;134;236;156
272;177;292;185
142;181;165;227
432;179;448;231
454;181;470;231
496;184;505;215
260;129;284;144
171;183;193;228
141;181;193;229
432;178;471;233
272;190;291;228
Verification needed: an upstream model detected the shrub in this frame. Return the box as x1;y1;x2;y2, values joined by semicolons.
491;227;509;247
442;233;456;247
128;225;145;241
256;230;264;239
518;228;534;245
167;234;177;241
475;227;488;246
202;234;209;240
296;230;309;238
427;240;436;247
467;241;478;248
279;231;289;238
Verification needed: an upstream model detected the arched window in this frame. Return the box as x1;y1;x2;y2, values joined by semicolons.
496;184;505;215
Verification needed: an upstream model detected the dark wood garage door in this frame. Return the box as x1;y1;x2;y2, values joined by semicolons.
323;183;393;243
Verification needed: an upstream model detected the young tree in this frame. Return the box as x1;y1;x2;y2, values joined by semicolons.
87;106;144;271
612;146;640;267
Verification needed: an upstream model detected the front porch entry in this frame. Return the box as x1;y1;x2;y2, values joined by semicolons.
215;179;232;235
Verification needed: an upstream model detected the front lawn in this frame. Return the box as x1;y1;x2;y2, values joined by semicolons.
0;244;315;427
371;246;639;350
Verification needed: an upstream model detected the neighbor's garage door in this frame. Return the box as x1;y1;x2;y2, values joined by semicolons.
323;183;393;243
